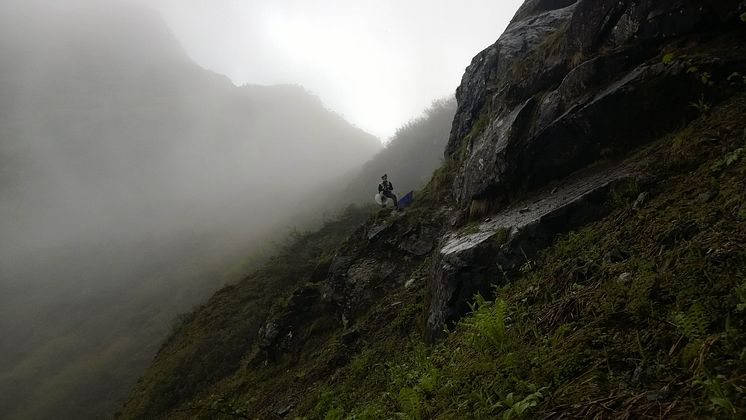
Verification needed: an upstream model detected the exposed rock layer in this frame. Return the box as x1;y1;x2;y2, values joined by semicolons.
427;163;637;340
431;0;746;338
447;0;746;206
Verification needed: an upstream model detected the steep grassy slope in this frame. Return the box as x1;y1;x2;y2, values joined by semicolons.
288;94;746;419
120;1;746;418
119;91;746;420
116;205;375;419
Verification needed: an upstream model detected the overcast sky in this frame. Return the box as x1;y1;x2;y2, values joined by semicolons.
142;0;524;141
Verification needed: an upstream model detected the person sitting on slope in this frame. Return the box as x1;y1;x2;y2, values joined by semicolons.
378;174;398;210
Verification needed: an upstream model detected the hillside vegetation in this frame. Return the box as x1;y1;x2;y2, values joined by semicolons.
120;1;746;419
120;92;746;420
276;95;746;419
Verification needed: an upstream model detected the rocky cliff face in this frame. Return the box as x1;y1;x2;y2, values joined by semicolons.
119;1;746;418
449;0;745;207
428;0;746;340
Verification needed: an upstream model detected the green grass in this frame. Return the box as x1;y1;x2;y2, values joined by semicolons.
116;205;375;420
291;94;746;419
324;94;746;419
120;94;746;420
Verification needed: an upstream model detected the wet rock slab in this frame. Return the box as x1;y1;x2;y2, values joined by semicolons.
426;163;637;341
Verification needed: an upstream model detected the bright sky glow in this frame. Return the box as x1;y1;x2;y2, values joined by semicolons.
146;0;524;141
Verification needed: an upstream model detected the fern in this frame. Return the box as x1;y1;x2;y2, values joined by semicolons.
690;95;712;114
735;282;746;312
675;303;709;341
397;387;422;419
462;294;508;350
694;375;737;416
710;145;746;173
500;388;547;419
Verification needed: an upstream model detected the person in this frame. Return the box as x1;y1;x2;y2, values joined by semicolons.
378;174;398;209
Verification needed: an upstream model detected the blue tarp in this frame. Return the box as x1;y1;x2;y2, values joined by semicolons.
397;191;414;208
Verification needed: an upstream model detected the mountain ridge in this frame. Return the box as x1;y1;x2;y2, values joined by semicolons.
0;2;381;419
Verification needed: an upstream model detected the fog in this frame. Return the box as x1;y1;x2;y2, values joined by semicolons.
0;0;520;418
0;0;380;258
0;1;380;417
143;0;524;140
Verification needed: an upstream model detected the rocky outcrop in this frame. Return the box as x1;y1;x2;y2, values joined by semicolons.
255;0;746;353
426;163;638;340
447;0;746;208
321;213;444;320
271;0;746;347
446;4;576;159
256;211;446;362
256;285;323;362
430;0;746;339
566;0;744;53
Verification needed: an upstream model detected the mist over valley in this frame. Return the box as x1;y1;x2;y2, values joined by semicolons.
0;1;384;418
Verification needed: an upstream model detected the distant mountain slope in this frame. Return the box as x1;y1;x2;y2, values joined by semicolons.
293;97;456;220
0;2;379;420
0;0;380;255
341;97;457;204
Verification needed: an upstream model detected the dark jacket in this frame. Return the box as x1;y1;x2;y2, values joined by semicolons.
378;180;393;194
